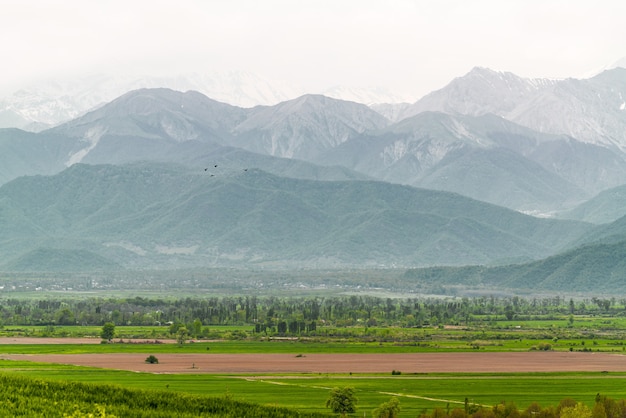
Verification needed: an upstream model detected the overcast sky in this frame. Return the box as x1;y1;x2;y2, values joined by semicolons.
1;0;625;100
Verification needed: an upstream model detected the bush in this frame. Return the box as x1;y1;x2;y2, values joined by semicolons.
145;355;159;364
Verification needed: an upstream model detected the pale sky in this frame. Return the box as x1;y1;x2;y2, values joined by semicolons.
1;0;625;100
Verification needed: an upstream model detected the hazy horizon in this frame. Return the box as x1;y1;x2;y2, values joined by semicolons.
1;0;625;100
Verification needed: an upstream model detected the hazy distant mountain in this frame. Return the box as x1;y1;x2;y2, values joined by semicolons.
401;67;626;152
0;72;306;131
558;184;626;224
586;56;626;76
0;89;374;188
512;69;626;151
400;67;556;120
46;89;389;174
3;77;625;292
318;111;626;212
369;102;412;122
0;163;592;271
322;86;414;106
4;87;623;214
0;73;412;131
0;128;77;185
232;94;389;159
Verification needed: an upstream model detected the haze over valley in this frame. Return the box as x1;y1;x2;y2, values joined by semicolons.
2;0;626;296
2;63;626;294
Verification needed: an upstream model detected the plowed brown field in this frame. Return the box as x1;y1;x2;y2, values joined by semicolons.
4;351;626;374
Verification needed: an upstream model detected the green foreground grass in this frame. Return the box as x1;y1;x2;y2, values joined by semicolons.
1;358;625;417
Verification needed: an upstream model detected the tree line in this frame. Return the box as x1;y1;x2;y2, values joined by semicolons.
0;294;623;333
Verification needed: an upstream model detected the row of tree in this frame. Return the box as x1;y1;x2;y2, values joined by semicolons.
0;294;624;330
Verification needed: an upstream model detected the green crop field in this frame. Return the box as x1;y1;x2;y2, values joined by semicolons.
1;357;625;417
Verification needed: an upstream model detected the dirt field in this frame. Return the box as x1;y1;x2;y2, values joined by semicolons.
4;351;626;374
0;337;101;345
0;337;176;345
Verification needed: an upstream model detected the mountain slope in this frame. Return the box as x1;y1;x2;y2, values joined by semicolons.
4;248;121;272
405;239;626;293
0;89;373;187
0;163;592;271
400;67;556;120
559;184;626;224
0;72;307;131
511;69;626;151
47;88;245;166
401;67;626;152
232;94;389;160
319;112;602;212
44;89;388;172
572;211;626;248
0;128;77;185
0;72;412;131
5;87;625;214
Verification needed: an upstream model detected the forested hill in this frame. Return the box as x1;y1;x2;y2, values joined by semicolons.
404;239;626;293
0;162;591;271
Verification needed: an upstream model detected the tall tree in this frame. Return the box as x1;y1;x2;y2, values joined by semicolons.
326;387;357;416
176;327;189;345
100;322;115;342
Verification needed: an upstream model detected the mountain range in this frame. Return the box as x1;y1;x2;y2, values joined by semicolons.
5;81;626;213
3;66;626;293
401;67;626;152
0;73;411;132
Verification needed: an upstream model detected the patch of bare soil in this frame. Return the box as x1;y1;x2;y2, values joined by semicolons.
3;352;626;374
0;337;176;345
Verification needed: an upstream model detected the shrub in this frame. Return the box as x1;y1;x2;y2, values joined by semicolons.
145;355;159;364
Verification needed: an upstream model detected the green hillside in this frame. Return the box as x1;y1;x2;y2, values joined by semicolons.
559;184;626;224
0;162;593;271
4;248;121;272
405;239;626;293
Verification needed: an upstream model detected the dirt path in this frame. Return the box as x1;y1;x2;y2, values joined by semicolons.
3;351;626;374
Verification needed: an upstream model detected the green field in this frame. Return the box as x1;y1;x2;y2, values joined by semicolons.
0;357;624;417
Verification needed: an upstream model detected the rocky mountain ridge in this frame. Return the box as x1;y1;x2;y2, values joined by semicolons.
4;86;626;214
0;72;409;131
403;67;626;152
